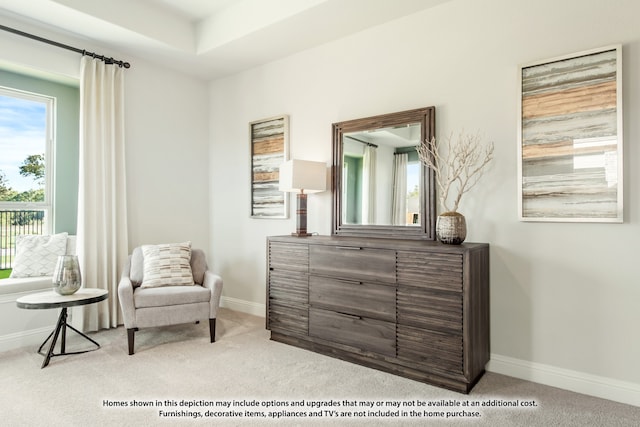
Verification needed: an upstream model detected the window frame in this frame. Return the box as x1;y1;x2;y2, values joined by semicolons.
0;85;55;235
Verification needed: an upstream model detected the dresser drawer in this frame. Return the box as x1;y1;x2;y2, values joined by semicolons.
309;308;396;357
309;276;395;322
397;251;462;292
269;270;308;304
268;300;308;336
397;324;463;373
309;245;395;284
397;286;462;333
269;242;309;272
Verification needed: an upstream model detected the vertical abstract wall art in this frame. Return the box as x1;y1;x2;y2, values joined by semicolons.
518;45;623;222
250;115;289;218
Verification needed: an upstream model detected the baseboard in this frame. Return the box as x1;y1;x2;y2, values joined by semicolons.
220;296;265;317
488;353;640;407
0;326;51;353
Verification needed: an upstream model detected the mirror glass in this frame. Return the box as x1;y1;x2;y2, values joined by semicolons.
332;107;436;240
342;123;422;226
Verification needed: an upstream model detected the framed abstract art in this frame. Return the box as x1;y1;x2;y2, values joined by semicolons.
517;45;623;222
250;115;289;218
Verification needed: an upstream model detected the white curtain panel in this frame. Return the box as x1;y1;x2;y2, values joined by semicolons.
73;56;129;331
392;153;408;225
362;145;377;224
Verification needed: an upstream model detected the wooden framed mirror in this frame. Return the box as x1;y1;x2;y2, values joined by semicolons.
332;107;436;239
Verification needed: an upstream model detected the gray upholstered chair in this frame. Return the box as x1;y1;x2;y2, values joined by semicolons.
117;247;223;354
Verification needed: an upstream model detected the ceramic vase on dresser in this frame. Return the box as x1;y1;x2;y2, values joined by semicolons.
436;211;467;245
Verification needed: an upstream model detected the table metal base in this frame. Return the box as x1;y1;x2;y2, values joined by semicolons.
37;307;100;368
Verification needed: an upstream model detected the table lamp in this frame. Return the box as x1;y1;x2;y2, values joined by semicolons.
279;159;327;236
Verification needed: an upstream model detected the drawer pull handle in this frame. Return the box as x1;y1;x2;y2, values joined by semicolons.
336;311;362;320
336;246;362;250
332;278;364;285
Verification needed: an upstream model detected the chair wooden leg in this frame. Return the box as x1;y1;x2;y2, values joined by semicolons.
127;328;137;355
209;318;216;343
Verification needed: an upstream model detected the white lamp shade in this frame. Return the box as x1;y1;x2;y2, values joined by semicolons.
279;159;327;193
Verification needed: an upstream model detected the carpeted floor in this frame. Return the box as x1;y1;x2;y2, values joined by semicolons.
1;308;638;426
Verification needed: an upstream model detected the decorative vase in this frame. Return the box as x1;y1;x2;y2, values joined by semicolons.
52;255;82;295
436;212;467;245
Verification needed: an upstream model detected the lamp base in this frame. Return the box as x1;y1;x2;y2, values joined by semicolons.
293;193;310;236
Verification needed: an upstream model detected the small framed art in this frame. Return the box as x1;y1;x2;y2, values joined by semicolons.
250;115;289;218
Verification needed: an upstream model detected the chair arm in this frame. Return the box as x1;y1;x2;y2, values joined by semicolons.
117;270;136;329
202;270;223;318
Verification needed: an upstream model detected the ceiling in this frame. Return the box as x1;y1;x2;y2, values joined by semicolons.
0;0;450;80
348;123;422;149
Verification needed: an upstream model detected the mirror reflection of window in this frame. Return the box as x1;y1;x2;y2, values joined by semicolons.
362;145;377;224
391;153;407;225
342;156;362;224
406;160;421;225
393;149;421;226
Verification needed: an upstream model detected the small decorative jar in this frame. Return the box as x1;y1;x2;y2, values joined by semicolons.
52;255;82;295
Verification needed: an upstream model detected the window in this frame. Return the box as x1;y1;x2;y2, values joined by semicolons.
0;86;54;271
406;160;421;224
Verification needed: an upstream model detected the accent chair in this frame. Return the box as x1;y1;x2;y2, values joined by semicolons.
117;244;223;354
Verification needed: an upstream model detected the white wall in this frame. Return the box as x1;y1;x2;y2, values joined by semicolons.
209;0;640;404
124;61;210;250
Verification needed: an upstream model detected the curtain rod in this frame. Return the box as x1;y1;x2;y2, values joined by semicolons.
0;23;131;68
345;135;378;148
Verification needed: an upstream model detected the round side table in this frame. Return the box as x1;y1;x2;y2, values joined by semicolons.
16;288;108;368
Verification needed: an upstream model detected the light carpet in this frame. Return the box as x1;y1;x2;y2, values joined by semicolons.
1;308;638;426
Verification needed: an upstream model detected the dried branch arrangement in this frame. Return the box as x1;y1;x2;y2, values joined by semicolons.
418;131;494;213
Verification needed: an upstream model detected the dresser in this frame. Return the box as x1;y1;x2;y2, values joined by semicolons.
266;235;490;393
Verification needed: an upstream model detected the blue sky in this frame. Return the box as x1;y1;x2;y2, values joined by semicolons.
0;94;46;192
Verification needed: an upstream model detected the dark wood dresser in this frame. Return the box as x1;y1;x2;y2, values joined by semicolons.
266;235;490;393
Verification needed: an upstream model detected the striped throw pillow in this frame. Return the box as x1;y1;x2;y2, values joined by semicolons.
140;242;194;288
